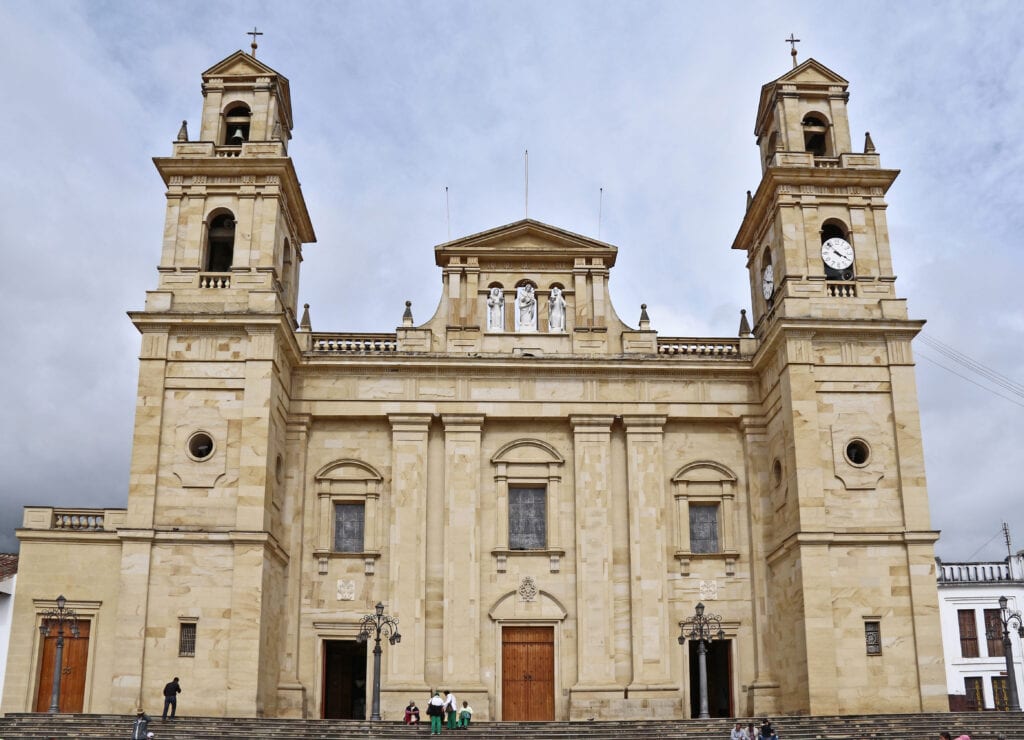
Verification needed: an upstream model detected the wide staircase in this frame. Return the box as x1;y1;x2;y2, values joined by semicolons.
0;713;1022;740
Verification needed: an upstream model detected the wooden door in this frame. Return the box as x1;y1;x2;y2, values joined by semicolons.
35;620;90;713
322;640;367;719
502;626;554;720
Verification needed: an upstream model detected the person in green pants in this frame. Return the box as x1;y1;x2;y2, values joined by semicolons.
444;690;458;730
427;692;444;735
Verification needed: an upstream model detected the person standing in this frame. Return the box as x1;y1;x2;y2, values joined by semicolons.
427;691;445;735
443;690;458;731
161;676;181;720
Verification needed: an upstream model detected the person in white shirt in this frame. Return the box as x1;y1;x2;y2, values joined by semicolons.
443;690;458;731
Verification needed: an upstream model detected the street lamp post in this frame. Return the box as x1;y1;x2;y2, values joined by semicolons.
355;602;401;721
989;595;1024;712
678;602;725;719
38;595;79;714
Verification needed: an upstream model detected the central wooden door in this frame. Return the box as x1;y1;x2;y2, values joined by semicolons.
502;626;554;720
322;640;367;719
35;620;90;713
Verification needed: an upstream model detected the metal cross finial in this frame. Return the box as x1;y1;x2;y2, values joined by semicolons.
786;34;801;68
248;27;264;57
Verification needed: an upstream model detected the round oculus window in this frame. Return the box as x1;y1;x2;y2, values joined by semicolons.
845;439;870;466
187;431;215;461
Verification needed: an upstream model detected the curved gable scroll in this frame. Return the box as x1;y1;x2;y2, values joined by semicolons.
672;460;737;484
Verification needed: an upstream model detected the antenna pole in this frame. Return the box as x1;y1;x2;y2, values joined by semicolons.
445;186;450;241
524;149;529;219
598;187;603;239
1005;522;1013;558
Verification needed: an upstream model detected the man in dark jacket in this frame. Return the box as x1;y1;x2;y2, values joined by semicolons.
161;677;181;720
131;710;152;739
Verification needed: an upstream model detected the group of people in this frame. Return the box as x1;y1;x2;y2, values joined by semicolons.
406;690;472;733
130;677;182;739
730;718;778;739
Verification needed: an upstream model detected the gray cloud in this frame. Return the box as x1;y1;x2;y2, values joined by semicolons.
1;1;1021;560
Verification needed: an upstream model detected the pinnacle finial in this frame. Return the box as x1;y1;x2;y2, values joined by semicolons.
864;131;876;154
402;300;414;327
176;120;188;142
299;303;311;332
738;309;751;338
746;190;753;212
639;303;650;329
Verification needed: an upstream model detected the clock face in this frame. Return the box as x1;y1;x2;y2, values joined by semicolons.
821;237;854;271
761;264;774;300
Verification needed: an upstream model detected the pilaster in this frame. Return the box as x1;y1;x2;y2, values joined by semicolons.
388;414;432;688
622;415;673;688
441;414;484;686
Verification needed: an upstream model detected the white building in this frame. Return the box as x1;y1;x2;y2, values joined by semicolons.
937;553;1024;711
0;555;17;703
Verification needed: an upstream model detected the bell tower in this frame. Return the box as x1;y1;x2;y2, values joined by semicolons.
147;50;315;324
113;51;316;716
734;58;906;332
733;59;947;715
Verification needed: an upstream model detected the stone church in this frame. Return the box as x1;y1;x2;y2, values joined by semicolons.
2;50;948;721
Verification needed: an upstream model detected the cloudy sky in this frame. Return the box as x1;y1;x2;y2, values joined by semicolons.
1;1;1022;560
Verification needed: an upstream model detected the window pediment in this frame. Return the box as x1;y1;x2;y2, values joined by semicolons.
491;439;564;465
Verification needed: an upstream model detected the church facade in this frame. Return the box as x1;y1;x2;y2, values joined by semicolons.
2;51;948;721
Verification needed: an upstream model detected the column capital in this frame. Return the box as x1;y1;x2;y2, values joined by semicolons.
388;413;433;433
622;414;667;431
569;414;615;431
441;414;485;431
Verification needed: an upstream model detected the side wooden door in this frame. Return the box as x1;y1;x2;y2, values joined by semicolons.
35;620;90;713
502;626;554;720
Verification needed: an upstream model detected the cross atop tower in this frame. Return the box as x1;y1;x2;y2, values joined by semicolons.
785;33;800;68
248;26;263;57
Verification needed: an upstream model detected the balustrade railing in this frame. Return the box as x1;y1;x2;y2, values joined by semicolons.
657;338;741;356
312;333;399;353
826;281;856;298
938;561;1014;583
814;157;841;168
199;273;231;289
52;510;106;531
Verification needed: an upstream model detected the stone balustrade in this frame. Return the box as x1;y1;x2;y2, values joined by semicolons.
826;281;857;298
311;333;399;353
657;338;741;356
938;561;1015;584
199;272;231;289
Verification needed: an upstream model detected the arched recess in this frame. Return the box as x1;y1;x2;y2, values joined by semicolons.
313;459;384;575
820;219;855;281
801;111;832;157
490;439;565;573
223;102;251;145
670;461;740;576
204;209;236;274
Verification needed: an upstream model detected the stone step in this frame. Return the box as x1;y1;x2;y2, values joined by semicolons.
0;713;1021;740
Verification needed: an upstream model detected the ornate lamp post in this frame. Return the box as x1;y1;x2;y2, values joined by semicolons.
355;602;401;721
39;595;79;713
678;602;724;719
988;595;1024;711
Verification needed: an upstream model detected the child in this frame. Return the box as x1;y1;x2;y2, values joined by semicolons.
458;700;473;728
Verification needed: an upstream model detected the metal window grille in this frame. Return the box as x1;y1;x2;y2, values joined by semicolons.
864;621;881;655
334;503;365;553
178;622;196;657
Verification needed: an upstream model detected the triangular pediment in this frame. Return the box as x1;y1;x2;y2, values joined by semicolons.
755;58;849;135
434;219;617;267
202;50;285;80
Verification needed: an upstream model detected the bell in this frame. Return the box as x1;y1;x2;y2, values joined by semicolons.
230;128;245;145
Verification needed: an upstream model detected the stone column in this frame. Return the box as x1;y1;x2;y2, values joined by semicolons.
388;414;432;687
622;415;672;689
441;415;484;685
569;415;617;690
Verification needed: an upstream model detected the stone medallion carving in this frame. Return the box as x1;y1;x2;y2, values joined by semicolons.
518;575;538;602
699;580;718;600
337;579;356;601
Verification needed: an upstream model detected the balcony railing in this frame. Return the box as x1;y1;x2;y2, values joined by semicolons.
826;281;857;298
938;561;1015;583
199;273;232;289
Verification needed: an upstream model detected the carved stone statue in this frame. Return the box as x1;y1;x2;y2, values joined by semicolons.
548;286;566;332
515;285;537;331
486;287;505;331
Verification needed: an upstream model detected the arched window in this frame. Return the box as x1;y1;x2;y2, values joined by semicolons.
206;213;235;272
223;104;251;145
820;221;855;281
801;113;830;157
